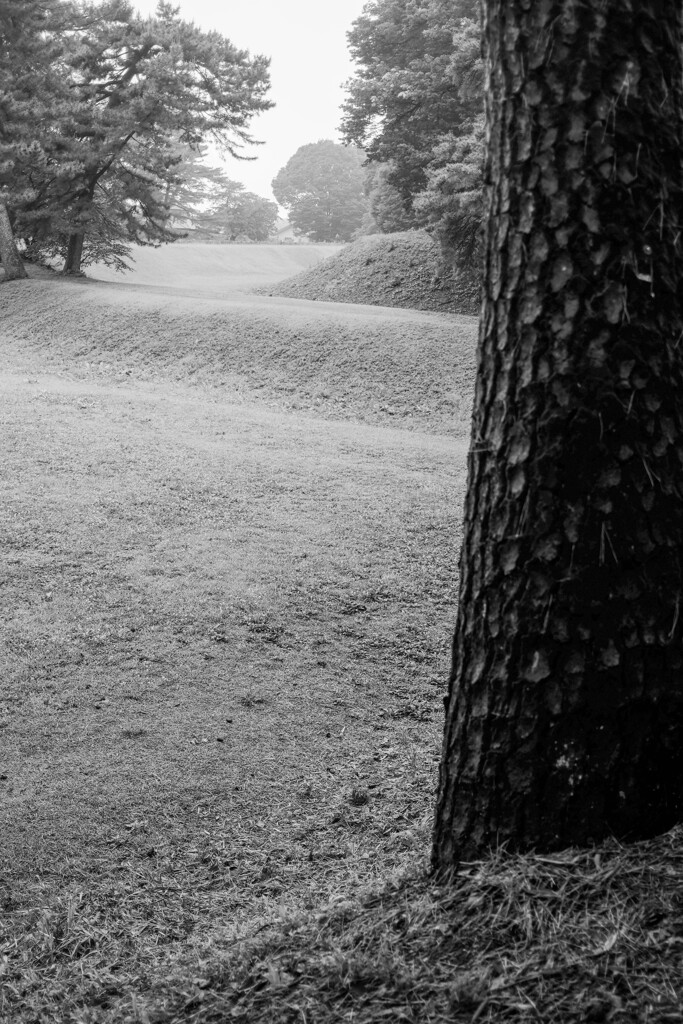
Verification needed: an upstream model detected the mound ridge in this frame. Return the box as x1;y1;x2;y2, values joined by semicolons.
260;230;480;316
1;277;478;436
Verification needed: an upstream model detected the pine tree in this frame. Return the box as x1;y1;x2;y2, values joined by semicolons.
0;0;71;278
433;0;683;864
2;0;273;274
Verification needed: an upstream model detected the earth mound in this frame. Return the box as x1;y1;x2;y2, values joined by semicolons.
260;230;480;315
1;277;478;436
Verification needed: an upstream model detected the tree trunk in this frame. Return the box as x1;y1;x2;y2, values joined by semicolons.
433;0;683;866
63;232;85;275
0;201;27;281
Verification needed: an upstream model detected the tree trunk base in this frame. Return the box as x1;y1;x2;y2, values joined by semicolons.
0;201;28;281
63;232;85;275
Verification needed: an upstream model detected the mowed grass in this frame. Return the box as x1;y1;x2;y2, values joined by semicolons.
1;256;682;1023
0;274;477;437
1;370;464;877
1;266;468;1021
86;241;344;295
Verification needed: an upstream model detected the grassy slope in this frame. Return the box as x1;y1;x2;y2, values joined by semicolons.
0;277;478;436
1;251;681;1024
262;230;481;316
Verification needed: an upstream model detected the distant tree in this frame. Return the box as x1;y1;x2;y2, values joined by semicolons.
362;162;414;234
432;0;683;865
162;147;277;241
204;189;278;241
161;146;239;231
341;0;483;251
2;0;272;275
272;140;367;242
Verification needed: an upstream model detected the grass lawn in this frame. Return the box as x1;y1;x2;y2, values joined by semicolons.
1;254;681;1023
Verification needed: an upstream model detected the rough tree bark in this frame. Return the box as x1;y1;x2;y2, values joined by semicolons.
433;0;683;865
62;169;103;274
63;232;85;275
0;200;27;280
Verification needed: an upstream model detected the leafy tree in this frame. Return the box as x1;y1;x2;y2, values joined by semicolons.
432;0;683;865
272;140;367;242
203;188;278;241
362;162;414;234
2;0;272;274
341;0;484;250
412;115;484;266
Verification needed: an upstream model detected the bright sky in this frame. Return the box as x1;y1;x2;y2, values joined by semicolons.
133;0;368;203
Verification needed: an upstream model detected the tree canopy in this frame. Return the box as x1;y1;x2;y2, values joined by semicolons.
341;0;484;260
272;140;367;242
203;187;278;242
0;0;74;276
0;0;272;274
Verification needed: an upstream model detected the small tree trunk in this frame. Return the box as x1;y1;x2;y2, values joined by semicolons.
0;201;27;281
432;0;683;867
63;232;85;274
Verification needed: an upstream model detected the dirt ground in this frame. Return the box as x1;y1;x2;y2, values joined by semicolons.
0;246;473;1019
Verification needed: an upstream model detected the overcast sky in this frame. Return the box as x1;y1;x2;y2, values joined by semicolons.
133;0;368;202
